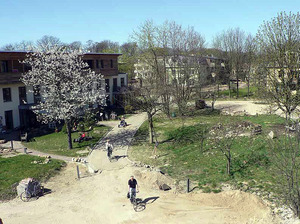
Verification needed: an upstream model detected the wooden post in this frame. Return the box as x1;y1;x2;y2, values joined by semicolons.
10;140;13;150
76;165;80;180
187;178;190;193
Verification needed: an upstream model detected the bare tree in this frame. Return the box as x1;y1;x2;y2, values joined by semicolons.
166;22;206;116
256;11;300;121
36;35;63;51
132;20;163;142
213;28;248;98
244;34;257;97
269;128;300;218
210;123;241;175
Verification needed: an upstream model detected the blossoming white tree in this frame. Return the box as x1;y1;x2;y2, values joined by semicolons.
21;47;106;149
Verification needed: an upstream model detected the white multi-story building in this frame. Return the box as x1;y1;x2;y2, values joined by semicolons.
0;51;127;131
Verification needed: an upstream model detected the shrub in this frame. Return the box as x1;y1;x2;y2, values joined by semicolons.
202;186;212;193
125;105;134;114
61;123;67;133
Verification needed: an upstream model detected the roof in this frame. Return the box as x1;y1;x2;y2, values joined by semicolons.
0;51;122;56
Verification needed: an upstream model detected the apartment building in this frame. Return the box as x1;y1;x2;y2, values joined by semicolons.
134;55;225;85
0;51;127;131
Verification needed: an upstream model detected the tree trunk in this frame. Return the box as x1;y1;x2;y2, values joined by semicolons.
148;113;154;144
227;152;231;175
228;81;231;98
236;75;239;98
66;120;73;149
247;79;250;97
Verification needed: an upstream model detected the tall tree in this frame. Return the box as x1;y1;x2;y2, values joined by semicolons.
244;34;257;97
256;11;300;120
119;42;138;79
133;20;162;143
36;35;62;51
213;27;248;98
21;47;106;149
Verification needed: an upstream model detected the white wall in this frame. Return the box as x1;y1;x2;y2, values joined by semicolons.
105;73;128;103
0;84;34;129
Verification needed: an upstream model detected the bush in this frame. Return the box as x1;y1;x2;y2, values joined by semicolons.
77;121;85;132
61;123;67;133
202;186;212;193
125;105;134;114
84;112;96;130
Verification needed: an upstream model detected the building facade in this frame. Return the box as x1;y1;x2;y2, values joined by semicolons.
0;51;127;130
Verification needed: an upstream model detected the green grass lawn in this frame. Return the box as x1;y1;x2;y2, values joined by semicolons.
129;109;286;193
24;125;110;157
218;86;258;98
0;154;65;200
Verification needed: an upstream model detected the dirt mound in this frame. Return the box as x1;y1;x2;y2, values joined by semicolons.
133;169;174;190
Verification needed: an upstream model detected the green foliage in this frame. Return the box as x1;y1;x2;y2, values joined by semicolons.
77;121;85;132
83;112;97;130
124;105;134;114
0;155;65;200
202;187;212;193
61;123;67;134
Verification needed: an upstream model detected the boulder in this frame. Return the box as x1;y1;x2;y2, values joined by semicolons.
268;131;276;139
159;183;171;191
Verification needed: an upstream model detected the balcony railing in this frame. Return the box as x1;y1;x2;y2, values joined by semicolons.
0;72;22;84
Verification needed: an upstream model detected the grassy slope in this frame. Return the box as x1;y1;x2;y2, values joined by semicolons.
24;125;110;157
0;155;65;200
129;109;285;193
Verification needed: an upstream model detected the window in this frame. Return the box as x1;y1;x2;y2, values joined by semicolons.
24;63;31;72
3;88;11;102
19;86;27;105
34;85;41;104
101;60;104;68
0;61;8;73
110;59;113;68
96;60;99;69
113;78;118;92
5;110;13;130
83;60;94;69
121;78;125;87
105;79;110;92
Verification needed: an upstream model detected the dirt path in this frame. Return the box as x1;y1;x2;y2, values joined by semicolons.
0;112;280;224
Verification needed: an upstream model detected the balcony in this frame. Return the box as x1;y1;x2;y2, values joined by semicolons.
0;72;22;84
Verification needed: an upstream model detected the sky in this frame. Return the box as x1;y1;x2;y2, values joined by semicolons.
0;0;299;47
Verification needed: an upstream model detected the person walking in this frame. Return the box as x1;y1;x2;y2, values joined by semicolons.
128;175;139;202
105;139;113;161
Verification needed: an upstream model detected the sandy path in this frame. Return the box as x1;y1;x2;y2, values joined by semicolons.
0;112;280;224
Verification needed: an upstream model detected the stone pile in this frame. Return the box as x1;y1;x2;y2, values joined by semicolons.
252;124;262;135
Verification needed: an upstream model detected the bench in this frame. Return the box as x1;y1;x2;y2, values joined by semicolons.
21;132;28;142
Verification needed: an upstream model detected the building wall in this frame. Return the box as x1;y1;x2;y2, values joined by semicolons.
0;83;34;129
105;73;128;103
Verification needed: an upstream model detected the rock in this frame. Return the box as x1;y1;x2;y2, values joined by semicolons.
43;158;50;164
268;131;276;139
159;183;171;191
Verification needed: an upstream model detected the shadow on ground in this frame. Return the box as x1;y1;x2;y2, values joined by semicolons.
133;196;159;212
